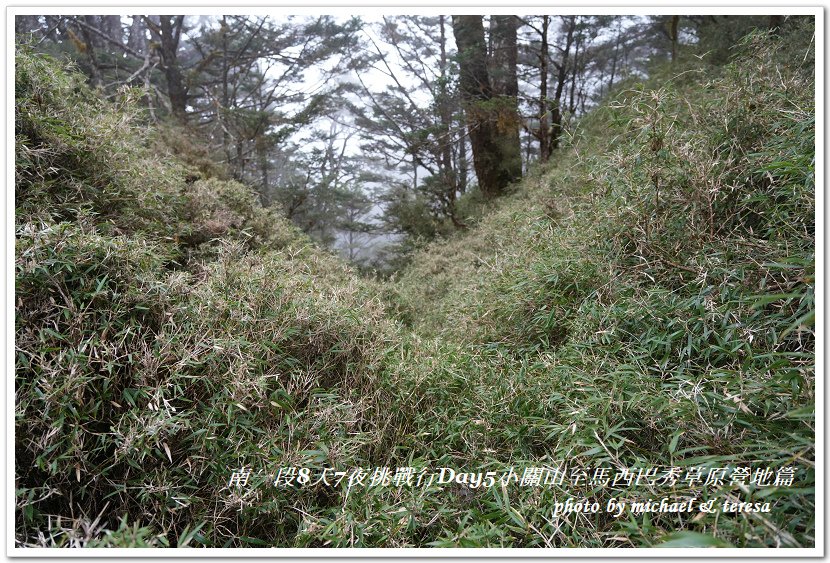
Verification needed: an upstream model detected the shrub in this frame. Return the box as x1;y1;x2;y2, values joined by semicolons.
14;46;396;547
390;25;814;548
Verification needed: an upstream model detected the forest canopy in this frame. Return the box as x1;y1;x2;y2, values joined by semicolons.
14;13;802;268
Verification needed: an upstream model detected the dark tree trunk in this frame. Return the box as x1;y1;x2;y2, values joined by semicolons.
103;15;122;44
84;16;104;48
537;15;551;162
76;21;103;88
453;15;497;198
669;15;680;62
568;25;581;114
153;16;188;123
438;16;458;208
551;16;575;151
452;15;519;199
258;142;269;206
489;16;518;97
489;15;523;181
127;15;147;53
220;16;234;170
608;23;621;93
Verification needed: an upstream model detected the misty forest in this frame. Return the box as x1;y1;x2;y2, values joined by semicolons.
14;14;815;548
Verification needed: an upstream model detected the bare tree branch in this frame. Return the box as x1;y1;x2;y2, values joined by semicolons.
68;16;144;59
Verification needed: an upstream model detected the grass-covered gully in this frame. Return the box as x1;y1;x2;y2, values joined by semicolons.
14;26;814;548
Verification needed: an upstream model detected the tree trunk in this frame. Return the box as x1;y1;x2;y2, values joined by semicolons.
458;122;468;195
551;16;575;151
83;16;104;49
220;16;234;170
669;15;680;63
452;15;519;199
154;16;188;123
258;140;269;206
438;16;457;208
76;22;103;88
127;15;146;53
568;22;581;114
489;16;518;97
538;15;551;162
103;16;122;44
489;15;523;180
608;23;621;93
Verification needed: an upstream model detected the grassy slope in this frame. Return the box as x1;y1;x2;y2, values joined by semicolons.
382;29;815;548
15;49;397;547
15;26;815;549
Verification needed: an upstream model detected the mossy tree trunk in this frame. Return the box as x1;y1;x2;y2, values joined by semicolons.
489;15;523;182
452;15;521;199
147;15;188;123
